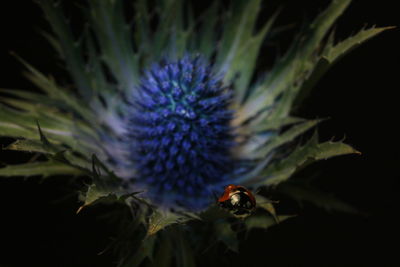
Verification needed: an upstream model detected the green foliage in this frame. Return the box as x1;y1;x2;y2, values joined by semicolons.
147;210;200;236
296;25;395;105
215;0;279;104
87;0;140;89
232;0;390;189
0;160;84;177
278;182;360;214
39;1;94;101
0;0;392;265
244;214;293;231
259;132;360;186
214;220;240;252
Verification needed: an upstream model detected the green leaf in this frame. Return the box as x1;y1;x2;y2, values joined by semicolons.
88;0;139;89
253;116;306;132
240;0;352;125
152;0;187;60
151;233;173;267
279;183;360;214
77;188;142;214
312;140;361;160
0;122;38;139
259;168;297;188
299;0;351;59
5;139;60;154
91;154;121;183
324;26;395;63
76;154;125;211
77;184;112;212
216;0;279;103
0;96;95;139
0;103;101;157
0;88;91;123
255;195;279;223
199;205;232;221
39;29;62;55
216;0;261;72
196;1;218;58
133;0;151;54
119;235;156;267
0;103;66;132
147;210;194;236
0;160;84;178
3;122;92;170
295;26;394;106
172;227;196;267
244;214;294;232
251;119;322;159
39;0;93;101
258;133;359;186
214;220;238;252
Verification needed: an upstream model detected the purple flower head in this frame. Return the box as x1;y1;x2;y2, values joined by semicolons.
126;55;236;210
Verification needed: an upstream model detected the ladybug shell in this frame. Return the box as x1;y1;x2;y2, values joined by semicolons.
218;185;256;217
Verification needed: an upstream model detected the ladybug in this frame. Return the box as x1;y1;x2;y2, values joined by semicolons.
217;184;256;218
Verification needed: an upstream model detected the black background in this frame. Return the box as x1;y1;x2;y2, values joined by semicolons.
0;1;399;266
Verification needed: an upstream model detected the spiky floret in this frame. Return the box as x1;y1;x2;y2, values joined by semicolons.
125;56;235;210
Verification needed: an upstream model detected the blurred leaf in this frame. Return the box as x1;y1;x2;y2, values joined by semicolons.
4;122;92;170
119;235;156;267
255;195;279;223
9;53;95;123
76;154;125;211
0;101;101;156
147;210;195;236
217;0;279;103
0;96;97;139
5;139;59;154
151;0;187;60
0;88;92;124
39;29;62;55
312;140;360;160
196;1;218;58
133;0;151;54
254;132;359;186
279;183;360;214
173;227;197;267
39;0;93;101
245;214;294;232
91;154;121;184
151;233;173;267
0;121;38;139
0;160;84;177
214;220;238;252
254;116;306;132
76;184;112;213
295;25;395;106
240;0;352;125
324;26;395;63
199;205;232;221
251;119;322;158
88;0;139;89
0;103;70;136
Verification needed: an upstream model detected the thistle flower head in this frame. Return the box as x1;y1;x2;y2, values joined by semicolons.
126;55;235;209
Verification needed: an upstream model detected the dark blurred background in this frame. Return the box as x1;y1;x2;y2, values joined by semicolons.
0;1;398;266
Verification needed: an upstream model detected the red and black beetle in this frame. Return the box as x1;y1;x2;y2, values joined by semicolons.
217;184;256;217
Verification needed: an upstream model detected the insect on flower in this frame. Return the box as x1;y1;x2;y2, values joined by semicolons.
218;184;256;218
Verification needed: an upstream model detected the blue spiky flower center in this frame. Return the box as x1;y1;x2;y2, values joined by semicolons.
127;56;235;210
